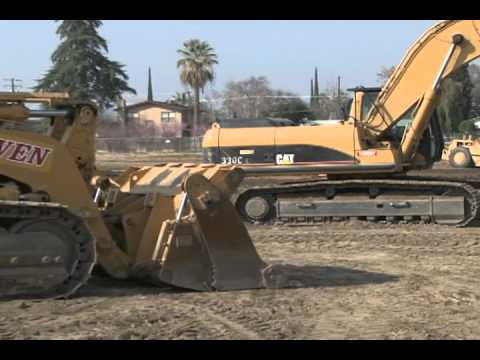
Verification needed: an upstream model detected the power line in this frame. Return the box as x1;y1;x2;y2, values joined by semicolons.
122;93;346;106
200;95;346;103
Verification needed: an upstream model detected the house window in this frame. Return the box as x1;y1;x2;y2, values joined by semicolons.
127;112;139;121
161;112;176;123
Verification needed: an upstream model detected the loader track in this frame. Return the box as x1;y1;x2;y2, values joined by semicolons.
0;201;96;299
235;179;480;228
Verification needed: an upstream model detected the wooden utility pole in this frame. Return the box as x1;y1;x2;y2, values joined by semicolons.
337;76;341;98
337;76;342;118
3;78;22;92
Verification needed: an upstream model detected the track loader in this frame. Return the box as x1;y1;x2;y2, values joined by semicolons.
203;20;480;227
0;92;266;299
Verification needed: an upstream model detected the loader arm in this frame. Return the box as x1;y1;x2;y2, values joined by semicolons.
364;20;480;160
0;93;268;298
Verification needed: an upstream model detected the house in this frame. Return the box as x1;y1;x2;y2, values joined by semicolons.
120;100;193;137
116;67;193;137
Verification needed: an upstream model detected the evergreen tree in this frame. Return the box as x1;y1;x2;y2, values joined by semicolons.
309;68;320;116
35;20;136;109
310;79;314;107
468;64;480;117
458;118;477;135
147;67;153;102
262;95;313;123
437;65;473;135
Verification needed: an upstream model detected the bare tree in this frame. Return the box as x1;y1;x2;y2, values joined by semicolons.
376;65;396;84
216;76;315;122
222;76;275;118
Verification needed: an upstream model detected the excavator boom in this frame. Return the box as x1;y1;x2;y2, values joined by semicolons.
365;20;480;142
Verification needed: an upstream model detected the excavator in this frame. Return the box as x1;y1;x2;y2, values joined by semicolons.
0;92;267;299
203;20;480;227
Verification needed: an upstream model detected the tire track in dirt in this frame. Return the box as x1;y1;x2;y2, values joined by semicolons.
0;319;16;339
169;291;309;340
0;297;123;339
169;296;264;340
187;304;262;340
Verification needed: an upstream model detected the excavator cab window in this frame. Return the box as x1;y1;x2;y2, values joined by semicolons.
361;92;380;121
389;106;416;144
347;87;382;122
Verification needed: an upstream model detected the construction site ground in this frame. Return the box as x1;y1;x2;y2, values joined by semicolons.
2;152;480;339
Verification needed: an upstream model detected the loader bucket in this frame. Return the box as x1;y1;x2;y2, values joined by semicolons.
149;220;217;291
184;173;267;290
130;218;216;291
139;172;267;291
114;165;267;291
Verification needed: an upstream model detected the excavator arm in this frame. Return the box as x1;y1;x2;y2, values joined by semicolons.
364;20;480;160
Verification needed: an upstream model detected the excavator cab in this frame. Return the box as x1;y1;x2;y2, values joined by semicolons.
346;86;382;122
347;86;444;167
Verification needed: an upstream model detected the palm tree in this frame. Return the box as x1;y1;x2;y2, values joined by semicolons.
177;39;218;135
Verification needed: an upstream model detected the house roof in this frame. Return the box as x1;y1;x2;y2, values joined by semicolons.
116;101;191;112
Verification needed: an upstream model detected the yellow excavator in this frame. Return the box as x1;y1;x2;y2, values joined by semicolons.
0;92;267;299
203;20;480;227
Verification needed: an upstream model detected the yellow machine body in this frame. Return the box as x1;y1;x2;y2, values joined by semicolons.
203;20;480;177
0;92;266;298
203;114;402;175
202;20;480;227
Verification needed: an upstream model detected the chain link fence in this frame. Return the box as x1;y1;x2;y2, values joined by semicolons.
96;136;204;153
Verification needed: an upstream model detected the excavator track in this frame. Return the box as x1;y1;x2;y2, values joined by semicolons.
235;179;480;227
0;201;96;299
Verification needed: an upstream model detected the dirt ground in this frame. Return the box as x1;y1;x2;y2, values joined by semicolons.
2;154;480;339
